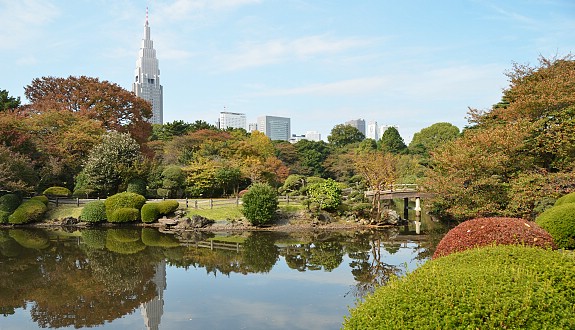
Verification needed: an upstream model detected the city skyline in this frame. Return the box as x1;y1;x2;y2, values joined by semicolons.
1;1;574;142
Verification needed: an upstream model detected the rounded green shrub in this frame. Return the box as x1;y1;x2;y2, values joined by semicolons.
141;203;160;223
554;191;575;206
0;194;22;213
241;183;278;226
42;186;71;197
157;200;179;215
126;178;147;197
141;228;180;247
344;245;575;329
433;217;556;259
8;200;48;224
30;195;49;205
9;229;50;250
307;178;342;211
536;203;575;249
0;210;9;224
80;200;107;223
104;192;146;221
108;207;140;223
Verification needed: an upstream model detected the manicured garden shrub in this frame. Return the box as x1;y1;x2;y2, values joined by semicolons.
104;192;146;221
81;229;107;249
157;200;179;215
126;178;147;197
42;186;71;197
307;178;342;211
141;228;180;247
554;191;575;206
0;211;10;224
80;200;107;223
9;229;50;250
344;245;575;329
0;194;22;213
30;195;49;205
108;207;140;223
433;217;556;259
141;203;160;223
241;183;278;226
8;199;48;224
536;203;575;249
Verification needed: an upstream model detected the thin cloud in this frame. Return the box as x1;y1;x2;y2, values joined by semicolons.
0;0;60;50
250;77;390;97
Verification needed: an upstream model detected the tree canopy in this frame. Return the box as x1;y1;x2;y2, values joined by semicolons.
378;127;407;154
328;124;365;147
0;89;20;112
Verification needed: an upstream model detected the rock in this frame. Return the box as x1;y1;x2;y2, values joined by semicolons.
377;209;401;225
60;217;80;226
174;215;214;229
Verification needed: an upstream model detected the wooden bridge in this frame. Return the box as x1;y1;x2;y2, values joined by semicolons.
364;184;433;200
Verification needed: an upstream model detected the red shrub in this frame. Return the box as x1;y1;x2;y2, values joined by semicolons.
433;217;556;259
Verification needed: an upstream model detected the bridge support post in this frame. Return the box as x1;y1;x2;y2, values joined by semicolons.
403;197;409;220
414;197;421;217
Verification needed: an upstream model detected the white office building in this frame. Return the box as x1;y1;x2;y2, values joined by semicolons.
132;11;163;125
219;112;246;130
367;121;379;141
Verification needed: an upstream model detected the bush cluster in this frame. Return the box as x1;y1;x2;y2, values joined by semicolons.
8;199;48;224
241;183;278;226
141;200;179;223
553;191;575;207
433;217;556;259
0;194;21;224
109;207;140;223
157;200;179;214
80;200;107;223
344;245;575;329
42;186;71;197
536;203;575;249
30;195;49;205
104;192;146;222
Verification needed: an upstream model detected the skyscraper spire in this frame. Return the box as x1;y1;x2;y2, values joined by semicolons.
133;8;163;124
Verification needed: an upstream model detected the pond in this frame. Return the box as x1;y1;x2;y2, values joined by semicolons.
0;222;442;329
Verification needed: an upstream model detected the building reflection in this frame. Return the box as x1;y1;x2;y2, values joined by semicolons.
141;259;167;330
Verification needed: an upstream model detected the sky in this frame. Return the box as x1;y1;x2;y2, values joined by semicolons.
1;0;574;143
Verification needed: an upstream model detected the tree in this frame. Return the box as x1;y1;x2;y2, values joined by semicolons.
307;178;342;211
408;122;460;157
378;127;407;154
215;166;242;196
0;89;20;112
0;145;38;192
353;151;398;214
23;76;152;145
328;124;365;147
294;140;330;177
75;132;143;196
161;165;186;198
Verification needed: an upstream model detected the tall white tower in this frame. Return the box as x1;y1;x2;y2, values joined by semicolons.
133;8;163;125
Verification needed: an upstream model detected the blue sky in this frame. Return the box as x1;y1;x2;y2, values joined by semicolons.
1;0;574;142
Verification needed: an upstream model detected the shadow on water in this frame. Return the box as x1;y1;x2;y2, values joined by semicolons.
0;225;445;329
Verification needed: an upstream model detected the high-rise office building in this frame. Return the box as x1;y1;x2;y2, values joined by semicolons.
133;9;163;124
345;119;366;136
367;121;378;141
257;116;291;141
219;111;246;130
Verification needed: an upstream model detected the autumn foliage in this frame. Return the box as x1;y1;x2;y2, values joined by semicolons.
433;217;555;259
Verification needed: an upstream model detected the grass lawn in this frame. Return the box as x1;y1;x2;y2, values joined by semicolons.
186;205;244;221
45;205;83;220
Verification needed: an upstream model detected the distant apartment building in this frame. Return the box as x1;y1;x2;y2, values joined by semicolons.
257;116;291;141
248;122;258;132
288;131;321;144
366;121;379;141
218;111;246;130
345;119;366;136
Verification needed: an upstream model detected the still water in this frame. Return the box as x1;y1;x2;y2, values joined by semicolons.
0;226;438;330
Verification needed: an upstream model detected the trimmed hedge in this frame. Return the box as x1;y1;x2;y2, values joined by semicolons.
104;192;146;221
108;207;140;223
433;217;556;259
0;194;22;213
554;191;575;206
536;203;575;249
30;195;49;205
344;245;575;329
0;211;9;224
8;199;48;224
157;200;179;215
42;186;71;197
80;200;107;223
141;203;160;223
241;183;278;226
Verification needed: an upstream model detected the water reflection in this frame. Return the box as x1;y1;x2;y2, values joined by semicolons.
0;227;437;329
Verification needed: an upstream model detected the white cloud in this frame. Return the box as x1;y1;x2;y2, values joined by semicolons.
0;0;60;50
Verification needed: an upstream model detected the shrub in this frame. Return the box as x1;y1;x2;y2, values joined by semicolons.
80;200;107;223
141;228;180;247
126;178;147;197
344;245;575;329
0;194;22;213
536;203;575;249
104;192;146;221
433;217;556;259
108;207;140;223
554;191;575;207
141;203;160;223
157;200;179;215
42;186;71;197
307;178;342;211
0;211;9;224
241;183;278;226
8;200;48;224
30;195;49;205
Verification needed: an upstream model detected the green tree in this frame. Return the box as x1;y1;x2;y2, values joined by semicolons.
307;178;342;211
294;140;330;177
408;122;460;157
215;166;242;196
241;183;278;226
327;124;365;147
76;132;143;196
378;127;407;154
0;89;20;112
161;165;186;198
